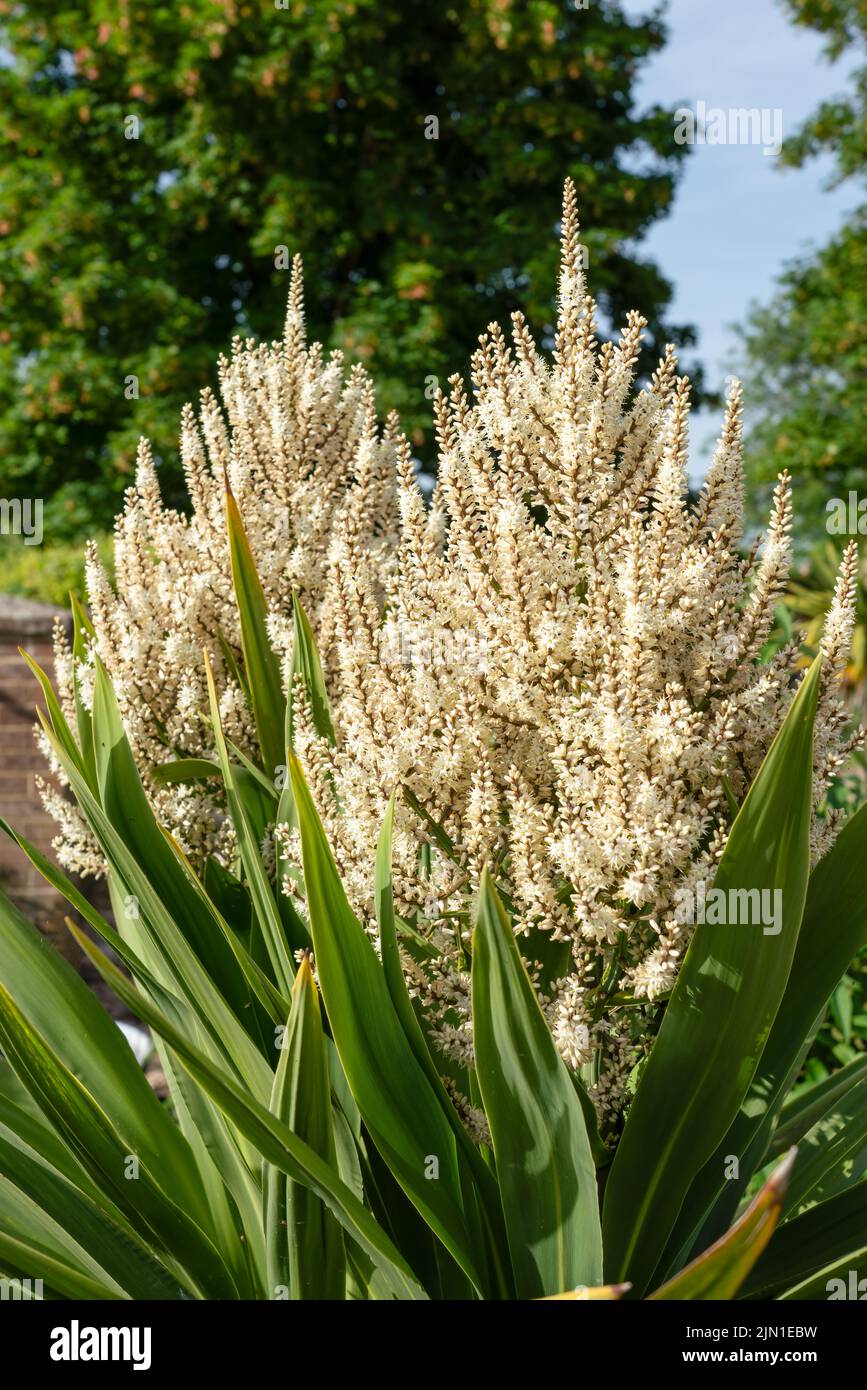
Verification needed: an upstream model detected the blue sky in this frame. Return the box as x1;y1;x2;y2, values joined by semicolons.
618;0;861;473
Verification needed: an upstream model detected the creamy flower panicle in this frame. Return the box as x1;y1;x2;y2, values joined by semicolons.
42;259;398;866
43;185;860;1121
297;183;860;1114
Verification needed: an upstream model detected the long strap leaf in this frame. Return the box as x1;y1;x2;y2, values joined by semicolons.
289;754;486;1295
649;1150;794;1299
659;792;867;1274
226;484;287;782
376;796;513;1297
472;870;603;1297
0;983;237;1300
603;657;821;1292
264;961;346;1299
67;923;427;1301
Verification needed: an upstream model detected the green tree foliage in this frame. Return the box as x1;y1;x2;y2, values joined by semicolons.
741;2;867;1080
740;0;867;538
0;0;696;538
740;213;867;533
777;0;867;181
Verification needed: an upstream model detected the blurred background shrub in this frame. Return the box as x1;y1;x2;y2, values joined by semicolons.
1;531;112;606
0;0;700;541
740;1;867;545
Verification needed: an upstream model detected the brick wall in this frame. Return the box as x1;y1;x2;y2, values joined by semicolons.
0;593;74;954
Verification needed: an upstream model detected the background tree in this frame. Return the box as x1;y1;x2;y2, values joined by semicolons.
740;3;867;1080
739;0;867;541
0;0;697;543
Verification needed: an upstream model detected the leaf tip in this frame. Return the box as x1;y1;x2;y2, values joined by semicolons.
294;950;316;992
766;1145;798;1198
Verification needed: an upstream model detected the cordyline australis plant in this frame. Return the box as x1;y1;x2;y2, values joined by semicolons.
1;185;866;1302
44;185;860;1117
